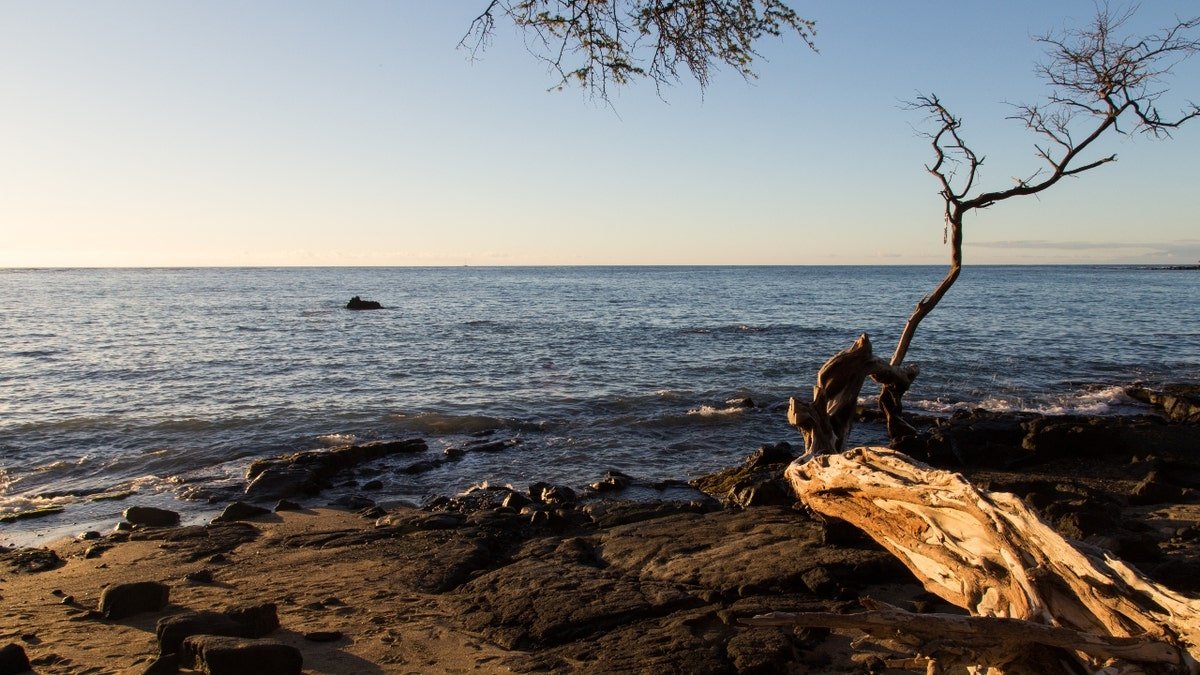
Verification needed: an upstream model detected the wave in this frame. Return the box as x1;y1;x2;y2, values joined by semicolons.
909;385;1139;416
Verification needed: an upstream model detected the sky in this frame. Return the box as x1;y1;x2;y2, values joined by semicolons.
1;1;1198;266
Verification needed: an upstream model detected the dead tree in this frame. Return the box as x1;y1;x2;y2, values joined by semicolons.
773;10;1200;673
790;7;1200;452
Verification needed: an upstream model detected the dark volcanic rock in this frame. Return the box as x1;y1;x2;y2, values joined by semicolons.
1130;471;1187;505
126;522;258;562
123;506;181;527
596;507;909;597
1;548;62;574
454;548;702;649
157;612;245;655
180;636;301;675
0;643;32;675
244;438;427;500
99;581;170;619
213;501;271;523
0;506;64;523
529;608;732;675
581;500;712;529
726;627;799;674
157;604;278;655
1127;384;1200;424
692;444;796;508
345;296;382;310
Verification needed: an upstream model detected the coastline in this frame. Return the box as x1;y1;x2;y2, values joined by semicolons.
2;393;1198;674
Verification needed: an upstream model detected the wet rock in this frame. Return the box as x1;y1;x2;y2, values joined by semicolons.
1127;384;1200;424
361;479;384;491
0;643;32;674
244;439;427;500
692;444;795;507
99;581;170;619
78;530;102;541
396;458;445;475
179;636;301;675
123;506;181;528
345;296;382;310
501;491;532;510
329;495;375;510
0;506;64;523
587;470;633;493
1022;417;1128;459
213;502;270;523
529;482;576;506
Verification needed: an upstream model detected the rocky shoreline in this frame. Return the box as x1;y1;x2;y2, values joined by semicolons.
1;387;1197;674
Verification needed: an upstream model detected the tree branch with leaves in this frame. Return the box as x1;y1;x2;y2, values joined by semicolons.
462;0;816;98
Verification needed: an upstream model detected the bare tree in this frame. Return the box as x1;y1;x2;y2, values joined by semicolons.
790;6;1200;455
461;0;816;98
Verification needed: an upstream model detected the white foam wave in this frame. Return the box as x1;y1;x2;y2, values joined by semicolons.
910;385;1135;416
686;405;746;417
317;433;356;445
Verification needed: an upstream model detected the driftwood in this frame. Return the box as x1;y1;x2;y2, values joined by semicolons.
786;334;918;454
772;447;1200;673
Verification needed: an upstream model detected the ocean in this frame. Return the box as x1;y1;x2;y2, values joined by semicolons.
2;265;1197;546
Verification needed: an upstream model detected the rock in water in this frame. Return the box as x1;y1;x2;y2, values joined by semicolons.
180;636;302;675
99;581;170;619
123;506;180;527
345;296;382;310
0;643;32;674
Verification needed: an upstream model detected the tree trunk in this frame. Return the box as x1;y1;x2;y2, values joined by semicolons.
774;447;1200;673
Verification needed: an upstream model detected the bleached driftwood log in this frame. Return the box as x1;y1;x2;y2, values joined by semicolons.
773;447;1200;673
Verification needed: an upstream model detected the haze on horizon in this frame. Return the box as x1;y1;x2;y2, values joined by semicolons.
2;1;1198;268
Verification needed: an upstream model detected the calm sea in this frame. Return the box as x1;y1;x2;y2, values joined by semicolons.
2;266;1197;544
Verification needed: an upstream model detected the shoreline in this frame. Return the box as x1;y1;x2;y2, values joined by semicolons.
2;383;1194;550
2;396;1198;673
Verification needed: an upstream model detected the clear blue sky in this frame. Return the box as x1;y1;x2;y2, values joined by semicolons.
2;1;1197;266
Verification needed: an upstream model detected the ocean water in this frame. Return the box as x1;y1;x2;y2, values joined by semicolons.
2;266;1198;545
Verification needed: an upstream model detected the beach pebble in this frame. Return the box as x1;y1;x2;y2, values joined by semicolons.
123;506;180;528
0;643;32;675
78;530;102;541
99;581;170;619
180;635;302;675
